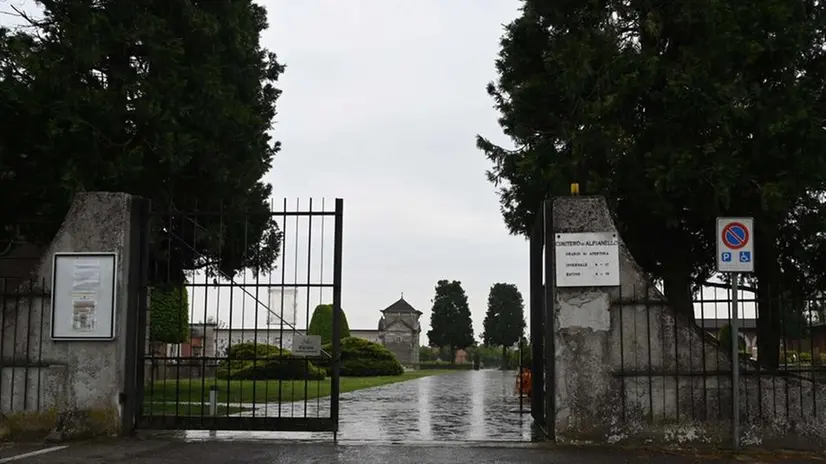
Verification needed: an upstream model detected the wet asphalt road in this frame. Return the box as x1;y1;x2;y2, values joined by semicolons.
3;370;822;462
5;439;822;463
182;369;536;442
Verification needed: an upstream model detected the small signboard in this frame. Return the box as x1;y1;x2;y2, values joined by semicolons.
292;334;322;357
51;252;118;341
555;232;620;287
716;217;754;273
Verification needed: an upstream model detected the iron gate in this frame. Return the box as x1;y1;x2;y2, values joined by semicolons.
529;200;554;436
131;198;343;433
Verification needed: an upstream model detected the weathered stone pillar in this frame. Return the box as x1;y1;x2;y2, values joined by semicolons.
0;192;141;440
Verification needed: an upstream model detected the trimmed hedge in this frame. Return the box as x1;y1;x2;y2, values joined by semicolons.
229;358;326;381
322;337;404;377
228;342;283;360
308;304;351;345
217;342;326;381
419;361;473;371
149;285;189;343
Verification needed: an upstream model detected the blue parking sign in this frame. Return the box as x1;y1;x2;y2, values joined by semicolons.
722;252;732;262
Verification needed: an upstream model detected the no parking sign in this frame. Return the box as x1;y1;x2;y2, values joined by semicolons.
716;217;754;273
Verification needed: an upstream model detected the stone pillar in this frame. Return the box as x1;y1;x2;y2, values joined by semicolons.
551;196;656;443
1;192;141;440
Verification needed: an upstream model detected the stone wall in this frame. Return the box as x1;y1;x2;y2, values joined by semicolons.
552;196;826;449
0;193;138;439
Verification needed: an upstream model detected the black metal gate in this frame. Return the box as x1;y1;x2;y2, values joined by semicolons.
529;200;554;437
129;198;343;433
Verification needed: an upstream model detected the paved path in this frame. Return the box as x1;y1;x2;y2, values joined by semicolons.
4;439;823;463
182;369;536;442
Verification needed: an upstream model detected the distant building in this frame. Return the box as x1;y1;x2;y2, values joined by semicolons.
348;296;423;367
169;324;297;358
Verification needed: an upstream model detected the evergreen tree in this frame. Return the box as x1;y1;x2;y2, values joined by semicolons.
1;0;285;283
478;0;826;367
427;280;474;362
482;283;525;369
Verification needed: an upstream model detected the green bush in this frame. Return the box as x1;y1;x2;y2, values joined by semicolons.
321;337;403;376
800;352;813;363
227;342;283;360
230;358;326;381
308;304;351;345
216;343;326;381
419;346;438;362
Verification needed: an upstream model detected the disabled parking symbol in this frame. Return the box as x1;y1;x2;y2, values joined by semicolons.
739;251;751;263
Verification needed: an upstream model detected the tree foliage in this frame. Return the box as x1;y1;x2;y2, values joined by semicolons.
149;284;189;343
478;0;826;367
482;283;525;347
0;0;285;283
482;283;526;369
427;280;475;356
308;304;351;346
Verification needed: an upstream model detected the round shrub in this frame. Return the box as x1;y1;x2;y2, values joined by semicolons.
322;337;403;377
217;343;325;381
308;304;351;345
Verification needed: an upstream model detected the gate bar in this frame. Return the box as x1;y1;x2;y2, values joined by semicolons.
331;198;344;438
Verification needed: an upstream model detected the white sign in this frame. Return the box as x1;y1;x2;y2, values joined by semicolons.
292;334;322;357
716;217;754;273
51;252;118;340
555;232;620;287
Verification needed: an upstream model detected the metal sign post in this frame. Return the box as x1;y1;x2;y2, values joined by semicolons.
716;217;754;451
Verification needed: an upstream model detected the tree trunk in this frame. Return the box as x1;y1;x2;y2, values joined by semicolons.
755;220;782;369
663;271;695;322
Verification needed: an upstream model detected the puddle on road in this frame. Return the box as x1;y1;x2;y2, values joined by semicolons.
156;370;545;444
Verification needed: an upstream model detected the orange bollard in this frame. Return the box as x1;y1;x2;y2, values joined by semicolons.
522;369;532;397
516;368;532;397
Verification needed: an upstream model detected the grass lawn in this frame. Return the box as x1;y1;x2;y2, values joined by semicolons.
144;370;454;404
143;402;250;416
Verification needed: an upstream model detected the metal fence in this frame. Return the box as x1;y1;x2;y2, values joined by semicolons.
135;198;343;433
0;276;51;415
613;283;826;433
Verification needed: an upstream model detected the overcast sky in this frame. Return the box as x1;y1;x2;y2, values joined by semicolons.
260;0;526;337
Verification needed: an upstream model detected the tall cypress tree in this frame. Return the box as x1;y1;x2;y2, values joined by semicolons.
482;283;525;369
427;280;474;362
